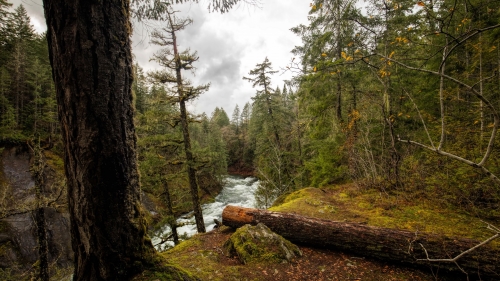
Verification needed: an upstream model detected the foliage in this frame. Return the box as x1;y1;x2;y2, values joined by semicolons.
275;0;500;218
0;2;58;144
242;58;303;208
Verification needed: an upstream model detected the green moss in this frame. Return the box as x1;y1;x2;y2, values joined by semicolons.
44;150;64;175
134;263;197;281
224;224;301;265
338;192;349;199
166;237;201;255
162;235;240;281
270;184;500;249
272;188;311;206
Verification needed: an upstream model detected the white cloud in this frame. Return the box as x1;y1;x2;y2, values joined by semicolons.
11;0;309;115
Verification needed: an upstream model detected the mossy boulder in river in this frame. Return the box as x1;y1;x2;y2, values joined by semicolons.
223;223;302;264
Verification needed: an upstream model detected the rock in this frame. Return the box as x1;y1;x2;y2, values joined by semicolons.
223;223;302;264
0;146;73;271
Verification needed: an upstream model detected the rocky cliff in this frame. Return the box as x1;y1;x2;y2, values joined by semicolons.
0;146;72;274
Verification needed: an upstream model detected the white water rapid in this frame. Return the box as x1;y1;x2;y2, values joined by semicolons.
152;175;259;250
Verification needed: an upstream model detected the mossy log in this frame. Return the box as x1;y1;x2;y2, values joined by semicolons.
222;205;500;280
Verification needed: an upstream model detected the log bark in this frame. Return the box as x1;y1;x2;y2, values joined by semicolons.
222;205;500;280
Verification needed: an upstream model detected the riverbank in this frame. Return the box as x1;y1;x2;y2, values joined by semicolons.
150;182;499;280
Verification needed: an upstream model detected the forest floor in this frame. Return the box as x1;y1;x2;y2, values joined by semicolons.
158;183;500;280
161;225;449;281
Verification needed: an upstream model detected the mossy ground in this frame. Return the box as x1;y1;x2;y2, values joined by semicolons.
270;184;500;248
158;226;442;281
155;183;499;280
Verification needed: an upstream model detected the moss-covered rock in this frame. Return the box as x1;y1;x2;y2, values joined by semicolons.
223;223;302;265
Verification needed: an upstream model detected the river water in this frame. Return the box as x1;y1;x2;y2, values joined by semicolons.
152;175;259;249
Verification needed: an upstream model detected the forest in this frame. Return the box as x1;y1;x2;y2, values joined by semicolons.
0;0;499;280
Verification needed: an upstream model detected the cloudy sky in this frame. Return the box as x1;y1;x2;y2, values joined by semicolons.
12;0;309;116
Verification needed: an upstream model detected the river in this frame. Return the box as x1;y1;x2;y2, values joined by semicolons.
152;175;259;250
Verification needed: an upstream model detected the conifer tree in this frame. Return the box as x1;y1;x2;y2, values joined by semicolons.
136;84;184;248
148;7;209;233
211;107;230;128
245;58;299;207
41;0;242;279
244;57;281;148
239;102;253;170
0;0;12;64
132;63;148;115
231;104;240;134
5;5;36;131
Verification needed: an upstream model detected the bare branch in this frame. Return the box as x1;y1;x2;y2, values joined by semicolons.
379;54;499;172
418;234;499;263
397;137;500;185
402;88;435;149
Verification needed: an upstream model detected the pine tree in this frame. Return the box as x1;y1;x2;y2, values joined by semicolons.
148;7;210;233
0;67;14;133
211;107;230;128
0;0;12;66
5;5;36;131
136;84;184;248
239;102;253;171
244;58;300;207
230;104;240;134
244;57;281;147
132;63;148;115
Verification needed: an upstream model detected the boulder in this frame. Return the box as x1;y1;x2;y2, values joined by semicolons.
223;223;302;264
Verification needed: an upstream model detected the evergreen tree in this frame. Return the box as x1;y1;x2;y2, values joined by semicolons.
244;58;299;207
191;113;228;189
211;107;230;128
148;7;210;233
244;57;281;148
0;0;12;65
7;5;36;131
0;66;15;135
43;1;159;278
136;84;185;248
239;102;254;171
230;104;240;134
132;63;148;115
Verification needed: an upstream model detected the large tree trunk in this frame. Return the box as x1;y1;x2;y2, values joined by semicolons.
42;1;155;280
222;205;500;280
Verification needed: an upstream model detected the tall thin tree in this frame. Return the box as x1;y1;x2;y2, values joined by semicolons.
149;7;210;233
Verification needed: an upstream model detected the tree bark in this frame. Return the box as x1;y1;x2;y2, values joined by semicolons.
42;1;155;280
222;205;500;280
164;180;179;245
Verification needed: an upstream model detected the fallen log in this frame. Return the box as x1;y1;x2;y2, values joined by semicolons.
222;205;500;280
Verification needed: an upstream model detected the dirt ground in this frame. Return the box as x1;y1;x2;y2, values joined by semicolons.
163;226;462;281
